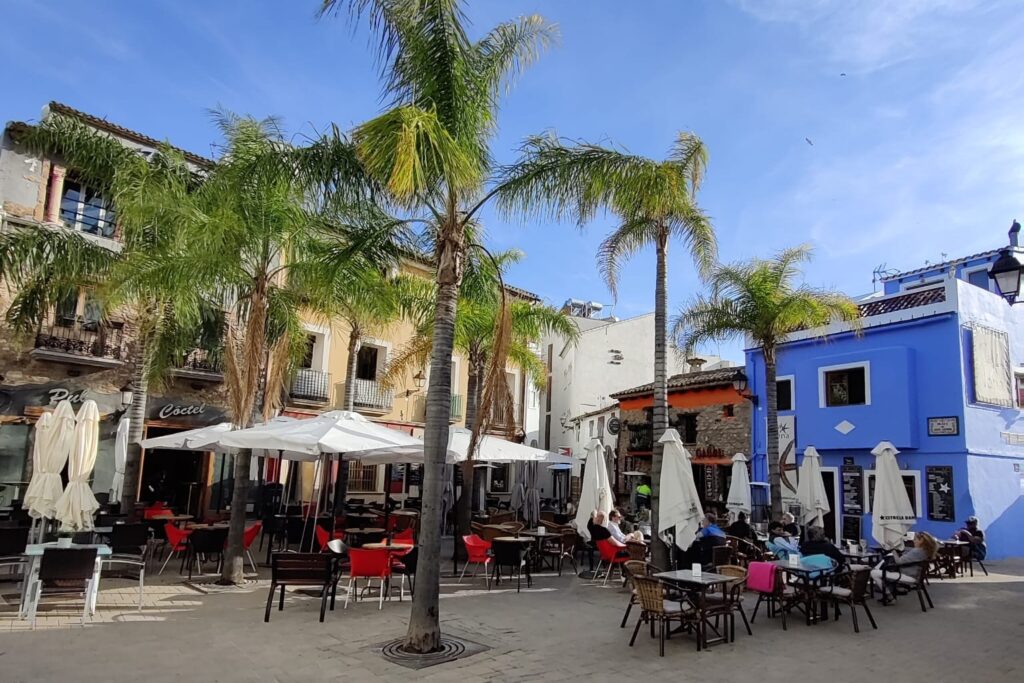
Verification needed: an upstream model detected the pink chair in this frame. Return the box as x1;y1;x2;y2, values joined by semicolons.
748;561;790;629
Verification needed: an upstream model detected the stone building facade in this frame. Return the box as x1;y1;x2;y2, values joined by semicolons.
610;367;752;515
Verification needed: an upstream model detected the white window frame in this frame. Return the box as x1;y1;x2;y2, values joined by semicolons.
301;323;331;372
356;337;391;382
1014;367;1024;408
864;469;922;519
963;265;994;293
776;374;795;412
818;361;872;408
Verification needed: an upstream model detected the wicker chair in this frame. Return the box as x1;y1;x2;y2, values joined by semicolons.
628;576;698;657
818;567;877;633
620;560;650;628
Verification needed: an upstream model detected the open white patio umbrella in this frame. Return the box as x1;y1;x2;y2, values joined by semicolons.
725;453;752;522
658;429;704;550
141;422;233;451
574;439;613;541
109;416;129;505
24;399;76;521
55;400;101;531
871;441;915;550
347;426;572;466
796;446;830;528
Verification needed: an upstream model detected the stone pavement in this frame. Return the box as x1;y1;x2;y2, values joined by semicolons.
2;558;1023;683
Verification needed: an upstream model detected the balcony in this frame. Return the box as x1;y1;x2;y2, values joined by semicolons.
290;368;332;404
32;318;125;368
626;423;654;453
170;348;223;383
341;378;394;414
449;394;463;421
411;394;464;423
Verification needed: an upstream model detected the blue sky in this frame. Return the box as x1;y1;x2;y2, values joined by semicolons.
3;0;1023;363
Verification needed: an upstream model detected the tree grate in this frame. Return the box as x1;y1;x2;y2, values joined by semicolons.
376;635;488;670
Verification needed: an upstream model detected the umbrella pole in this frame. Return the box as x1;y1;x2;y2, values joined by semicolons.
383;463;392;541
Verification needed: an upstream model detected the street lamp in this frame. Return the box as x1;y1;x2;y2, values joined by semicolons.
732;370;758;404
119;382;134;409
989;220;1023;305
413;370;426;389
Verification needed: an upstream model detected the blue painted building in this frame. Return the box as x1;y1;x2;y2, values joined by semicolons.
746;239;1024;559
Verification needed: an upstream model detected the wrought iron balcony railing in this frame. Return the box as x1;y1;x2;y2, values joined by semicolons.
626;423;654;452
290;368;331;403
34;318;125;363
342;378;394;412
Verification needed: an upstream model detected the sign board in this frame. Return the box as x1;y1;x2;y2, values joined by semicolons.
925;466;955;522
607;417;621;435
841;464;864;515
557;447;572;457
147;398;225;426
927;416;959;436
777;415;798;499
841;514;862;543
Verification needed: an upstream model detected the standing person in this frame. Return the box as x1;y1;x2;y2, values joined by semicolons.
635;481;652;510
955;516;987;561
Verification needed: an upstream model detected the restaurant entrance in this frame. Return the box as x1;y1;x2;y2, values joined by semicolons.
140;426;206;518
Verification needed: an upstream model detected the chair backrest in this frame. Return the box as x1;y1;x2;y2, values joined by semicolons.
190;527;228;553
315;525;330;550
165;523;190;548
624;559;649;580
626;541;647;561
463;534;491;562
717;564;747;581
595;539;622;563
746;561;777;594
243;522;263;550
143;502;169;519
631;576;667;613
503;521;525;533
326;538;348;556
348;548;391;578
849;567;872;600
393;528;415;544
0;526;30;555
271;552;333;583
540;511;557;524
110;523;150;553
712;544;734;569
489;511;514;525
491;539;525;567
39;547;98;581
478;526;506;543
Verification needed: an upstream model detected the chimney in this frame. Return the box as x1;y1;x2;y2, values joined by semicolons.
1010;219;1021;248
686;357;706;373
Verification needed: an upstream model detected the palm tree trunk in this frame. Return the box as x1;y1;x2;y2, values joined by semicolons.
406;227;464;654
344;326;360;411
650;230;670;570
454;360;479;561
120;359;148;515
221;447;253;583
764;352;783;521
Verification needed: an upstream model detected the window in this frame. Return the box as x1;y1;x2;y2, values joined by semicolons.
820;363;869;407
355;345;379;381
722;404;735;418
347;462;379;492
490;463;509;493
776;377;793;411
1015;371;1024;408
966;268;991;291
55;291;79;327
588;420;595;437
866;470;921;517
300;334;316;369
59;176;116;237
674;413;698;444
597;416;605;437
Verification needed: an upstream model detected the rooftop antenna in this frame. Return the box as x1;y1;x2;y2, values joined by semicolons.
871;263;899;292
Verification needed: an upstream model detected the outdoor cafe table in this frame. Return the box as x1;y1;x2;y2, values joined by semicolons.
363;541;414;552
771;559;836;626
492;537;535;586
20;543;111;618
652;569;735;649
517;530;558;571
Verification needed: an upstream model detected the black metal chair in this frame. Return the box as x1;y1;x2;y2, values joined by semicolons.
393;547;417;600
490;540;531;592
0;526;30;581
818;567;877;633
102;523;150;610
185;527;229;580
265;552;338;623
26;547;98;628
877;560;934;612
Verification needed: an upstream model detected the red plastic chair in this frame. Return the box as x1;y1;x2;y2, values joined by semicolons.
595;539;630;586
345;548;392;610
159;523;192;575
393;528;415;544
315;525;346;553
143;502;169;520
242;522;262;573
460;534;492;585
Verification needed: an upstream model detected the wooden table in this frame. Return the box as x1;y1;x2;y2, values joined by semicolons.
653;569;736;649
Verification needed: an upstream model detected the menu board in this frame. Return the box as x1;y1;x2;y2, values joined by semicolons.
841;514;862;543
841;464;864;515
926;466;955;522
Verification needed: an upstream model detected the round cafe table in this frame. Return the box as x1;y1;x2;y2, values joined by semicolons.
363;542;414;551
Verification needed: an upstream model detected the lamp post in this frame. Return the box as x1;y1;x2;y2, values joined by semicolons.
732;370;758;405
119;382;134;410
989;220;1024;305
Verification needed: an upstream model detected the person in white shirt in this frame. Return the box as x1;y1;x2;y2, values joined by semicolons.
608;509;644;544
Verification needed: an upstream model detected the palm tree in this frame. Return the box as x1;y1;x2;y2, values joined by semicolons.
672;245;861;520
316;0;562;651
496;132;716;569
0;113;215;515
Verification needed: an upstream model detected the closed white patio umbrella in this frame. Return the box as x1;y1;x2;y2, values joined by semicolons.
658;429;704;550
871;441;915;550
574;439;613;541
796;446;830;528
725;453;751;522
24;399;76;521
55;400;101;531
109;416;129;505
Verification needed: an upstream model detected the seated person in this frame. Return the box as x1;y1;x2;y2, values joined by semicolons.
607;509;644;544
726;512;756;541
680;513;728;568
781;512;801;539
798;525;846;567
588;510;630;559
954;516;987;561
871;531;938;596
767;520;799;556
